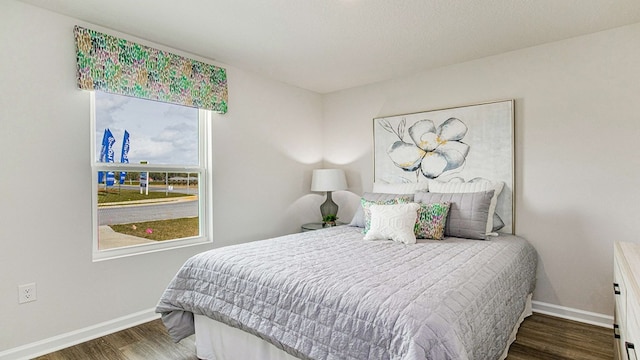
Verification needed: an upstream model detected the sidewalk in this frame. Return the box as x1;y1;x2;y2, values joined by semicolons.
99;225;156;249
99;195;197;207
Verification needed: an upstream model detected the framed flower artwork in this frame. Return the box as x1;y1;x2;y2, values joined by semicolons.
373;99;514;232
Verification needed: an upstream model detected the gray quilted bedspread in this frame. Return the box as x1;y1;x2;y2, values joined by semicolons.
156;226;537;360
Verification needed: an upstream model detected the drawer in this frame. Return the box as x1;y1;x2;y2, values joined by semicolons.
615;242;640;360
616;308;624;360
615;258;628;330
615;336;623;360
624;341;638;360
627;297;640;360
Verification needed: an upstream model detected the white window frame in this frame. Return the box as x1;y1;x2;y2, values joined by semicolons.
90;92;213;261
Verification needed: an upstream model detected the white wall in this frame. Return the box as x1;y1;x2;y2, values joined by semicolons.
323;22;640;317
3;0;638;355
0;1;323;354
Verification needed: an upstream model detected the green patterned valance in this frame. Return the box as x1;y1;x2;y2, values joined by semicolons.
74;26;228;113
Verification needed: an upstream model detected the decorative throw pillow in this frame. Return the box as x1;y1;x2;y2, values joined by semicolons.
428;178;505;234
361;196;411;233
414;190;494;240
414;202;450;240
363;203;420;244
349;192;413;228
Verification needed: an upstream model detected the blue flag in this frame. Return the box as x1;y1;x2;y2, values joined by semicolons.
119;130;130;184
98;129;109;184
105;129;116;187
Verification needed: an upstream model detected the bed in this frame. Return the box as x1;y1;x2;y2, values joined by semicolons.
156;100;530;359
156;221;537;359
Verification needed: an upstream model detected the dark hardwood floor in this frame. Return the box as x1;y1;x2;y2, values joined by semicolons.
506;314;613;360
35;313;613;360
34;320;197;360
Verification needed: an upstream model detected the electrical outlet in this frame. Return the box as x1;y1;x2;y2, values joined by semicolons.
18;283;37;304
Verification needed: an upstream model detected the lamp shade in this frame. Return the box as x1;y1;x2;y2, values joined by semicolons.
311;169;347;192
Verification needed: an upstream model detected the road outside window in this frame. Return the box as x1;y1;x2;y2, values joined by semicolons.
92;91;211;260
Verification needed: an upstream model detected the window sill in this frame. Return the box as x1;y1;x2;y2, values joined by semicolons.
92;235;212;262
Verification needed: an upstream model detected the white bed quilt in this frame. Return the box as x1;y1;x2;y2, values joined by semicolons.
156;226;537;360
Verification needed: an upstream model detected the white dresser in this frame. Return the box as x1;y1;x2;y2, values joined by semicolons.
614;241;640;360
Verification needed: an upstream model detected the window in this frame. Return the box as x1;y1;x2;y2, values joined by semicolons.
91;91;212;260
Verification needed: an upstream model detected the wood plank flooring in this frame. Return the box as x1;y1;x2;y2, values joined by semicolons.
36;313;613;360
34;320;198;360
506;313;613;360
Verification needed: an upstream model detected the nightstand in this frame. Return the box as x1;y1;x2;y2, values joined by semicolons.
301;222;345;232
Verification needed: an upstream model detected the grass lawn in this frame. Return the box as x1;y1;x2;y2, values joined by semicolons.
111;217;199;241
98;188;189;204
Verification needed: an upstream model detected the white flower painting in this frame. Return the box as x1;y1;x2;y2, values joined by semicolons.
380;117;469;180
374;100;514;233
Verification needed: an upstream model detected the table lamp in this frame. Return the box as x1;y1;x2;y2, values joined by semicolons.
311;169;347;219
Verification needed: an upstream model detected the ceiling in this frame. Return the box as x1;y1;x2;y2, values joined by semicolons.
19;0;640;94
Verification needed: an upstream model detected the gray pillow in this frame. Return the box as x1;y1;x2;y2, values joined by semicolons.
414;190;494;240
492;213;505;232
349;192;414;228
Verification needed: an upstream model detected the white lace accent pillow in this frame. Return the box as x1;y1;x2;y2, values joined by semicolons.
363;203;420;244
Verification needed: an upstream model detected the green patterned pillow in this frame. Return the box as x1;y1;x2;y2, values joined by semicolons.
414;202;450;240
361;197;411;234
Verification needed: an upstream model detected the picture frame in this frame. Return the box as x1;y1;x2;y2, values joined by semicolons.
373;99;515;233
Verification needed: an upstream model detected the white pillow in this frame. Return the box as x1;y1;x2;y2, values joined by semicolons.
372;181;429;194
428;178;498;193
428;178;504;235
363;203;420;244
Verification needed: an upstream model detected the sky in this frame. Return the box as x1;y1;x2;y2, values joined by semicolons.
95;91;199;166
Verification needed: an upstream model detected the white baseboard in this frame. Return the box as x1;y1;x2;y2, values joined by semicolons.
532;300;613;328
0;308;159;360
0;302;612;359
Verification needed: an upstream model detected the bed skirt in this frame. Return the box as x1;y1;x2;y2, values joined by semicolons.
192;294;533;360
